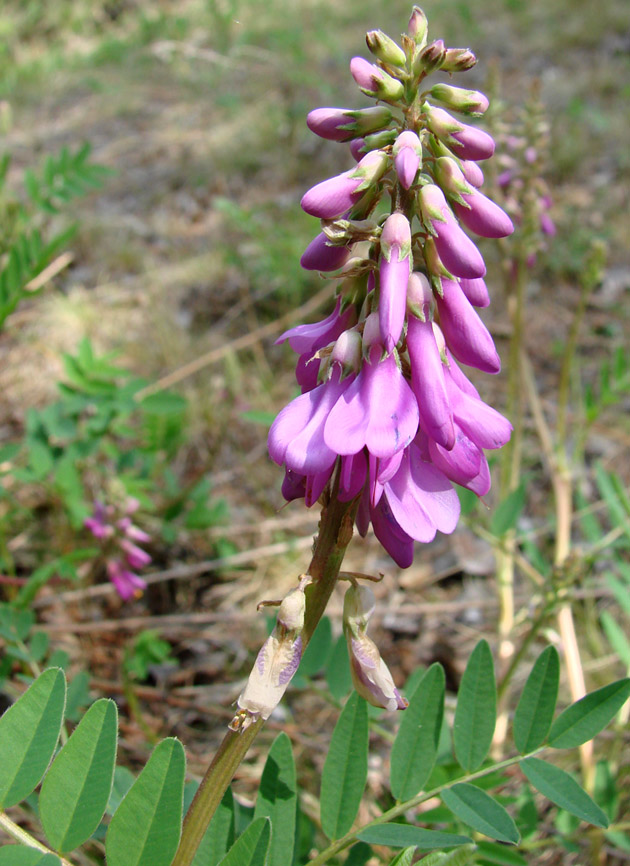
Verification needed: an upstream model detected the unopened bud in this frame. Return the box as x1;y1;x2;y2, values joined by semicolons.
407;6;428;47
350;56;404;102
366;30;407;67
330;329;362;377
414;39;446;75
406;271;433;321
433;156;474;203
442;47;477;72
429;83;489;116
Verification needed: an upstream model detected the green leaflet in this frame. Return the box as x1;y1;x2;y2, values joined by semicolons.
513;646;560;753
0;668;66;808
453;640;496;772
105;738;185;866
320;693;368;840
390;663;445;800
441;783;520;844
548;679;630;748
217;817;271;866
253;733;297;866
357;825;471;850
0;849;60;865
520;757;608;827
39;698;117;853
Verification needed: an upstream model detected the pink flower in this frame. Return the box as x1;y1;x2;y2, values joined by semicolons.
393;130;422;189
419;184;486;279
106;560;146;601
434;278;500;373
378;213;412;352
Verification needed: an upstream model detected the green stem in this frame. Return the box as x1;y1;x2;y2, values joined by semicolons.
172;479;360;866
309;747;545;865
0;811;75;865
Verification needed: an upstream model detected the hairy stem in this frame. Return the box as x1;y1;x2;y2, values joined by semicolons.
172;478;359;866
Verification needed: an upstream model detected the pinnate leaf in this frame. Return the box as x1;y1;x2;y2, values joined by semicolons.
548;679;630;748
0;668;66;808
513;646;559;753
321;692;368;840
105;737;185;866
390;663;444;800
520;757;608;827
441;783;520;844
453;640;496;772
39;698;117;853
217;817;271;866
253;732;296;866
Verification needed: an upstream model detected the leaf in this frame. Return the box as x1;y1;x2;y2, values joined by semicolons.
513;646;560;753
39;698;117;852
253;732;296;866
0;668;66;808
320;693;368;840
357;825;471;849
490;481;526;536
298;616;333;677
386;849;416;866
326;633;352;701
390;663;445;800
0;850;60;866
548;679;630;748
345;841;373;865
475;841;527;865
453;640;496;772
107;766;135;815
192;787;235;866
217;817;271;866
600;612;630;667
441;783;520;844
419;848;477;866
520;757;608;827
140;392;188;416
105;737;185;866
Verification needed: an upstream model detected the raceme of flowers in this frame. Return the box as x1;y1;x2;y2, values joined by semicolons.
268;7;514;567
85;497;152;600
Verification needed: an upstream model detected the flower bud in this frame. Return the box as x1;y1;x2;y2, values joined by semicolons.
329;329;363;378
301;150;389;219
429;83;488;115
407;6;428;46
379;213;412;352
307;105;393;142
343;584;408;711
301;232;353;272
232;578;309;730
414;39;446;75
442;47;477;72
393;130;422;189
460;159;484;188
419;184;486;279
424;105;495;161
433;156;475;203
406;271;432;321
366;30;407;67
350;57;404;102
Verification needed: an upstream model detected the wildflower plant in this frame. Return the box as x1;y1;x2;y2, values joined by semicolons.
1;8;629;866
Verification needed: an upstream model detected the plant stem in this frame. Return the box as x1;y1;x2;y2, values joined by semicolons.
309;746;545;865
172;479;359;866
0;811;75;865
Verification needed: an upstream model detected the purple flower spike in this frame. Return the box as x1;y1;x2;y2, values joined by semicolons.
446;372;512;450
120;539;152;570
459;277;490;308
324;346;419;459
420;184;486;279
461;160;484;188
301;232;353;271
435;278;501;373
269;368;353;475
453;190;514;238
379;213;412;352
301;151;388;219
426;430;491;495
383;445;460;542
407;316;455;449
338;451;368;502
393;130;422;189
